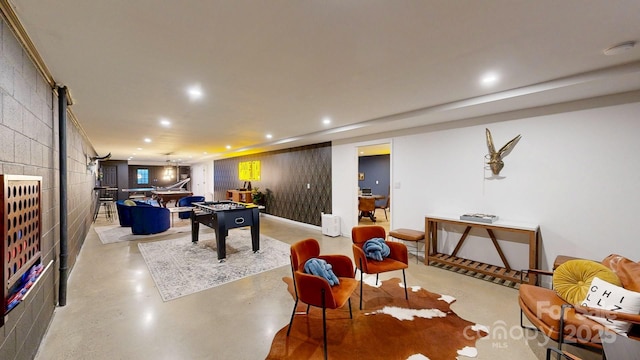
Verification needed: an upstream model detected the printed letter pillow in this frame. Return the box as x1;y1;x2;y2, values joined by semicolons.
581;277;640;334
553;259;621;305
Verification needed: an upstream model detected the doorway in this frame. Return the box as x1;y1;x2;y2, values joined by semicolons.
357;143;391;233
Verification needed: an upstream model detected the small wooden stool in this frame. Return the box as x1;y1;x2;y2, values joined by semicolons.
388;228;425;263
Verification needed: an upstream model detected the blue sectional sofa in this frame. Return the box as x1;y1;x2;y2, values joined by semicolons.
130;205;170;235
116;200;152;227
116;200;170;235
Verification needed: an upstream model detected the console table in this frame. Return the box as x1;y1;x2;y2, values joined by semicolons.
424;214;540;284
226;190;252;203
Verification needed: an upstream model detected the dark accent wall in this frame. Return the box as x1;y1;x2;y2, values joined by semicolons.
97;162;191;201
126;165;191;189
214;143;331;226
358;154;390;205
96;160;128;201
0;18;95;360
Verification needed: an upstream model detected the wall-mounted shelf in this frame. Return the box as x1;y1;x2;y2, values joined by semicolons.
5;259;53;316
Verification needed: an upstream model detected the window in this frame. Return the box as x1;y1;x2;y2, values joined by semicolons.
137;169;149;184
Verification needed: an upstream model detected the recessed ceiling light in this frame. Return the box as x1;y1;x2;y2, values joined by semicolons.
187;85;203;101
323;117;332;125
603;41;636;56
160;118;171;127
137;148;142;151
266;134;273;139
144;138;152;143
480;72;499;87
226;145;231;150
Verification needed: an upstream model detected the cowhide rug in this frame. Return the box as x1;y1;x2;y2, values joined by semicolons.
266;276;488;360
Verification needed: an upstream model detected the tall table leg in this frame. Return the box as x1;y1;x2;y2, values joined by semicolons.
529;230;539;285
215;212;228;260
190;212;200;243
250;208;260;253
93;196;100;222
424;219;438;265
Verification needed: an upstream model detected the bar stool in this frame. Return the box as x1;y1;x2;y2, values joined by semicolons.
94;187;117;222
388;229;425;263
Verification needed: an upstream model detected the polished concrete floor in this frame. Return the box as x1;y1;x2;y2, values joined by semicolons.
34;212;600;360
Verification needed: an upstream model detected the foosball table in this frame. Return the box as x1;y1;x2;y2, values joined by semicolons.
190;201;260;261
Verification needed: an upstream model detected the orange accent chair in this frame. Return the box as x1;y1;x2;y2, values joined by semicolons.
287;238;358;360
545;331;640;360
351;225;409;309
519;255;640;357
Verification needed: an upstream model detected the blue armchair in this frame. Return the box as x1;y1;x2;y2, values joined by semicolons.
177;196;205;219
116;200;154;227
130;205;170;235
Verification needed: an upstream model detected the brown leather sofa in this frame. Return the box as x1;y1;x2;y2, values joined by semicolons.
519;254;640;353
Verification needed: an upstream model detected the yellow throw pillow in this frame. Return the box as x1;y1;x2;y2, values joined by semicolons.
553;259;621;305
123;199;136;206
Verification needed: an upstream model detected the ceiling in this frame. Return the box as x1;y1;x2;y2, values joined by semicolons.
5;0;640;164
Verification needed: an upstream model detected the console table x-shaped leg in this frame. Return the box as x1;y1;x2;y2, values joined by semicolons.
451;227;511;271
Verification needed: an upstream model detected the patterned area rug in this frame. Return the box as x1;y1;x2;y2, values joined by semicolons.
94;223;191;244
138;229;290;301
267;276;488;360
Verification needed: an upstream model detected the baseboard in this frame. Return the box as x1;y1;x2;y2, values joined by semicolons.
261;213;322;232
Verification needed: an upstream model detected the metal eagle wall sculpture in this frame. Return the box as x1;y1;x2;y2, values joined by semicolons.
485;129;521;176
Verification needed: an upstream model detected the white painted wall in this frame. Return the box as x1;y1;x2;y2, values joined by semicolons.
331;141;359;231
333;98;640;271
331;138;393;235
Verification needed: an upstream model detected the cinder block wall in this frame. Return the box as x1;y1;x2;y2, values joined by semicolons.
0;19;97;360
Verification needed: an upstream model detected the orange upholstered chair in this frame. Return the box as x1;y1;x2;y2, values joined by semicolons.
519;255;640;356
351;225;409;309
287;238;358;360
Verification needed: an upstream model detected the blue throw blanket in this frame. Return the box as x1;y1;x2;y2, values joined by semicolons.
304;258;340;286
363;238;390;261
